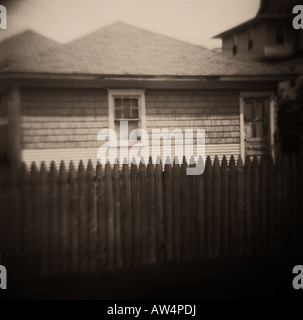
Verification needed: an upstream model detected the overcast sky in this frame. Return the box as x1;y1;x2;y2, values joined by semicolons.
0;0;260;48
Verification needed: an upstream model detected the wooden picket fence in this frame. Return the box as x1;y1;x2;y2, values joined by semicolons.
0;153;303;280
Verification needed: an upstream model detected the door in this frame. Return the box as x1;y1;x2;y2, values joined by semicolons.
243;98;269;157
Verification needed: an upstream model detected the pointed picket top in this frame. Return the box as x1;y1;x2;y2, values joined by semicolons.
30;161;38;175
59;161;67;181
139;159;146;172
20;161;28;178
105;161;112;178
229;155;235;169
236;155;243;168
189;155;196;167
122;161;130;176
205;155;212;168
96;162;103;180
244;155;251;169
140;156;146;166
155;155;162;166
69;161;76;181
130;161;138;178
40;161;47;181
197;155;204;171
147;156;154;174
78;160;85;177
113;162;120;179
87;159;94;179
173;156;181;167
50;160;57;175
213;155;220;169
131;156;137;166
164;156;171;165
182;155;187;166
221;155;228;169
122;157;128;165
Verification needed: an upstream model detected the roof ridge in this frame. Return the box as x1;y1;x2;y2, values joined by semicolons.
67;20;208;50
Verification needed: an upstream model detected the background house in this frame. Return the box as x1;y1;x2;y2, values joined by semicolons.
214;0;302;72
0;22;296;168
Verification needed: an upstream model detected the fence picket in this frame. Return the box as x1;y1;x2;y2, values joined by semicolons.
59;161;69;274
3;152;302;278
87;160;97;272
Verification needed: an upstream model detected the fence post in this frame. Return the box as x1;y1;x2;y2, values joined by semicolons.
121;162;132;267
87;160;97;272
172;158;181;262
30;162;42;277
147;157;156;264
113;162;123;268
131;162;140;265
59;161;69;275
20;163;31;279
155;159;165;263
221;156;228;258
236;156;244;257
251;156;260;256
229;156;236;257
164;159;173;262
205;156;213;259
96;163;106;269
213;156;221;258
181;156;189;261
244;156;252;256
78;161;88;273
197;156;206;260
69;161;79;274
105;162;114;268
40;162;50;276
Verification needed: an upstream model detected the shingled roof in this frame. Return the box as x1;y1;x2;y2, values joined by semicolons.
0;30;62;70
0;22;294;77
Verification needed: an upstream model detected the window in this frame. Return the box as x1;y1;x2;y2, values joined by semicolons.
244;99;266;138
275;24;284;45
108;89;146;144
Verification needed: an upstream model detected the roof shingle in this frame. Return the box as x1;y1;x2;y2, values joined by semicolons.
0;22;295;76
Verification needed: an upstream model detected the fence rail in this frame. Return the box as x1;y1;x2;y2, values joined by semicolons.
0;153;302;280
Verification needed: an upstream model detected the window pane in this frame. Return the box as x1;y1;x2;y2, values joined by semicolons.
255;102;264;120
244;102;254;121
114;98;123;118
123;98;131;118
115;108;122;118
131;98;139;119
245;122;254;138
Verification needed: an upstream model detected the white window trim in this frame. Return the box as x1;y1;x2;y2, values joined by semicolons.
239;91;275;161
107;89;146;131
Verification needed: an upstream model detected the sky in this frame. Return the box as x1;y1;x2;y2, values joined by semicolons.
0;0;260;49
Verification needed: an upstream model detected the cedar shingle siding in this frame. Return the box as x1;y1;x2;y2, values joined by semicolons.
21;88;108;149
21;88;240;150
146;89;240;145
